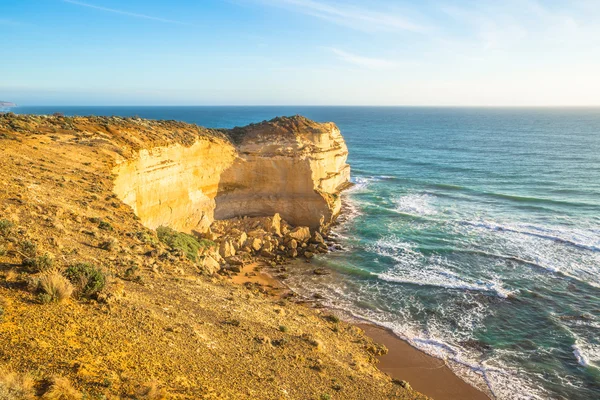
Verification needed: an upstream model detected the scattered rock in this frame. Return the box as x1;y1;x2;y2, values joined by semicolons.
286;226;311;242
313;268;330;276
311;231;325;244
201;255;221;274
392;379;411;390
365;343;388;356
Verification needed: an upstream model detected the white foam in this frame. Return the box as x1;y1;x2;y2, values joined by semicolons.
460;219;600;253
370;236;513;298
573;344;590;367
394;193;437;216
283;265;550;400
346;175;379;193
376;271;512;299
572;339;600;370
453;219;600;289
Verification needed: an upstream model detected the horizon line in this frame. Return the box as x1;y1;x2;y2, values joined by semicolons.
7;104;600;108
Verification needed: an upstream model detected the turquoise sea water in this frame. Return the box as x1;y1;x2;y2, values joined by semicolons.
13;106;600;399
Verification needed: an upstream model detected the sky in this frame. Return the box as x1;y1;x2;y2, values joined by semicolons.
1;0;599;106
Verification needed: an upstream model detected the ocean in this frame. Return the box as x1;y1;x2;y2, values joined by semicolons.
12;106;600;399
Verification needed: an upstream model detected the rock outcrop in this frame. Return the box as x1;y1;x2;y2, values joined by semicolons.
113;116;350;233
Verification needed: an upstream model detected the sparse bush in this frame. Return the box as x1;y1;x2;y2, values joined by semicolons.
36;271;73;303
324;314;340;324
279;325;288;333
137;381;168;400
157;226;213;262
272;338;288;347
98;220;113;231
20;240;37;258
22;253;54;272
0;244;6;257
0;219;13;236
0;369;35;400
135;230;157;245
99;238;117;251
41;376;82;400
64;263;106;299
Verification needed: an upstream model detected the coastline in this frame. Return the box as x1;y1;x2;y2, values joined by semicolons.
230;262;492;400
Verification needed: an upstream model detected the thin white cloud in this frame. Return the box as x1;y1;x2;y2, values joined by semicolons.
258;0;429;33
62;0;191;25
328;48;397;70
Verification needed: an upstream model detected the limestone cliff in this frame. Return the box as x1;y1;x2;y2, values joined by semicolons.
113;116;350;233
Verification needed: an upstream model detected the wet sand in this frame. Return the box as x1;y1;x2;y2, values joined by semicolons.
229;262;288;296
360;324;491;400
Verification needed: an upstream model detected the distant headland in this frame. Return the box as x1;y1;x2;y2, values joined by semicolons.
0;101;16;107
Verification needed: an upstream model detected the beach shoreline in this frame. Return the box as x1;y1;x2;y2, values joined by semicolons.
230;262;492;400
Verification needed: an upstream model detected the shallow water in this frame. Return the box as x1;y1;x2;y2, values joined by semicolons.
14;106;600;399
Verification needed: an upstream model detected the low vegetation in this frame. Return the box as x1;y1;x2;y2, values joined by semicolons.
0;370;83;400
41;376;82;400
0;219;13;236
0;369;35;400
35;271;74;304
22;254;54;273
136;382;168;400
64;263;106;299
156;226;214;262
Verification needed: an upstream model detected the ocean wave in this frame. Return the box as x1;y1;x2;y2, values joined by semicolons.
376;270;512;299
572;340;599;370
459;220;600;253
393;193;437;216
283;257;548;400
345;175;392;193
369;236;513;299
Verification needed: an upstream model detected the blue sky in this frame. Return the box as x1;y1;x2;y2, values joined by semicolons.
1;0;599;105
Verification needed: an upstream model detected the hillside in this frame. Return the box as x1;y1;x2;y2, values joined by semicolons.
0;113;427;399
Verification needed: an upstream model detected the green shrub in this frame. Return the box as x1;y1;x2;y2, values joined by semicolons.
324;314;340;324
20;240;37;258
156;226;214;262
98;220;113;231
64;263;106;298
22;254;54;272
0;219;13;236
135;230;157;245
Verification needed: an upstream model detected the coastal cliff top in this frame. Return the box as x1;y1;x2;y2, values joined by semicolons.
226;115;338;144
0;113;338;154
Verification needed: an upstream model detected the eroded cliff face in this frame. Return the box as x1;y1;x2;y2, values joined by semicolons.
112;116;350;233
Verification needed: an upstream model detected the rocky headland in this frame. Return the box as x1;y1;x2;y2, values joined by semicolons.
0;113;428;399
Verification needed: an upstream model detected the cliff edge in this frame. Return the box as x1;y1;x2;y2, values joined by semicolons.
112;115;351;234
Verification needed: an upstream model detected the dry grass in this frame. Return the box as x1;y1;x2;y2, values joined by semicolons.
2;269;18;282
41;376;82;400
37;272;74;303
0;369;36;400
137;382;168;400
